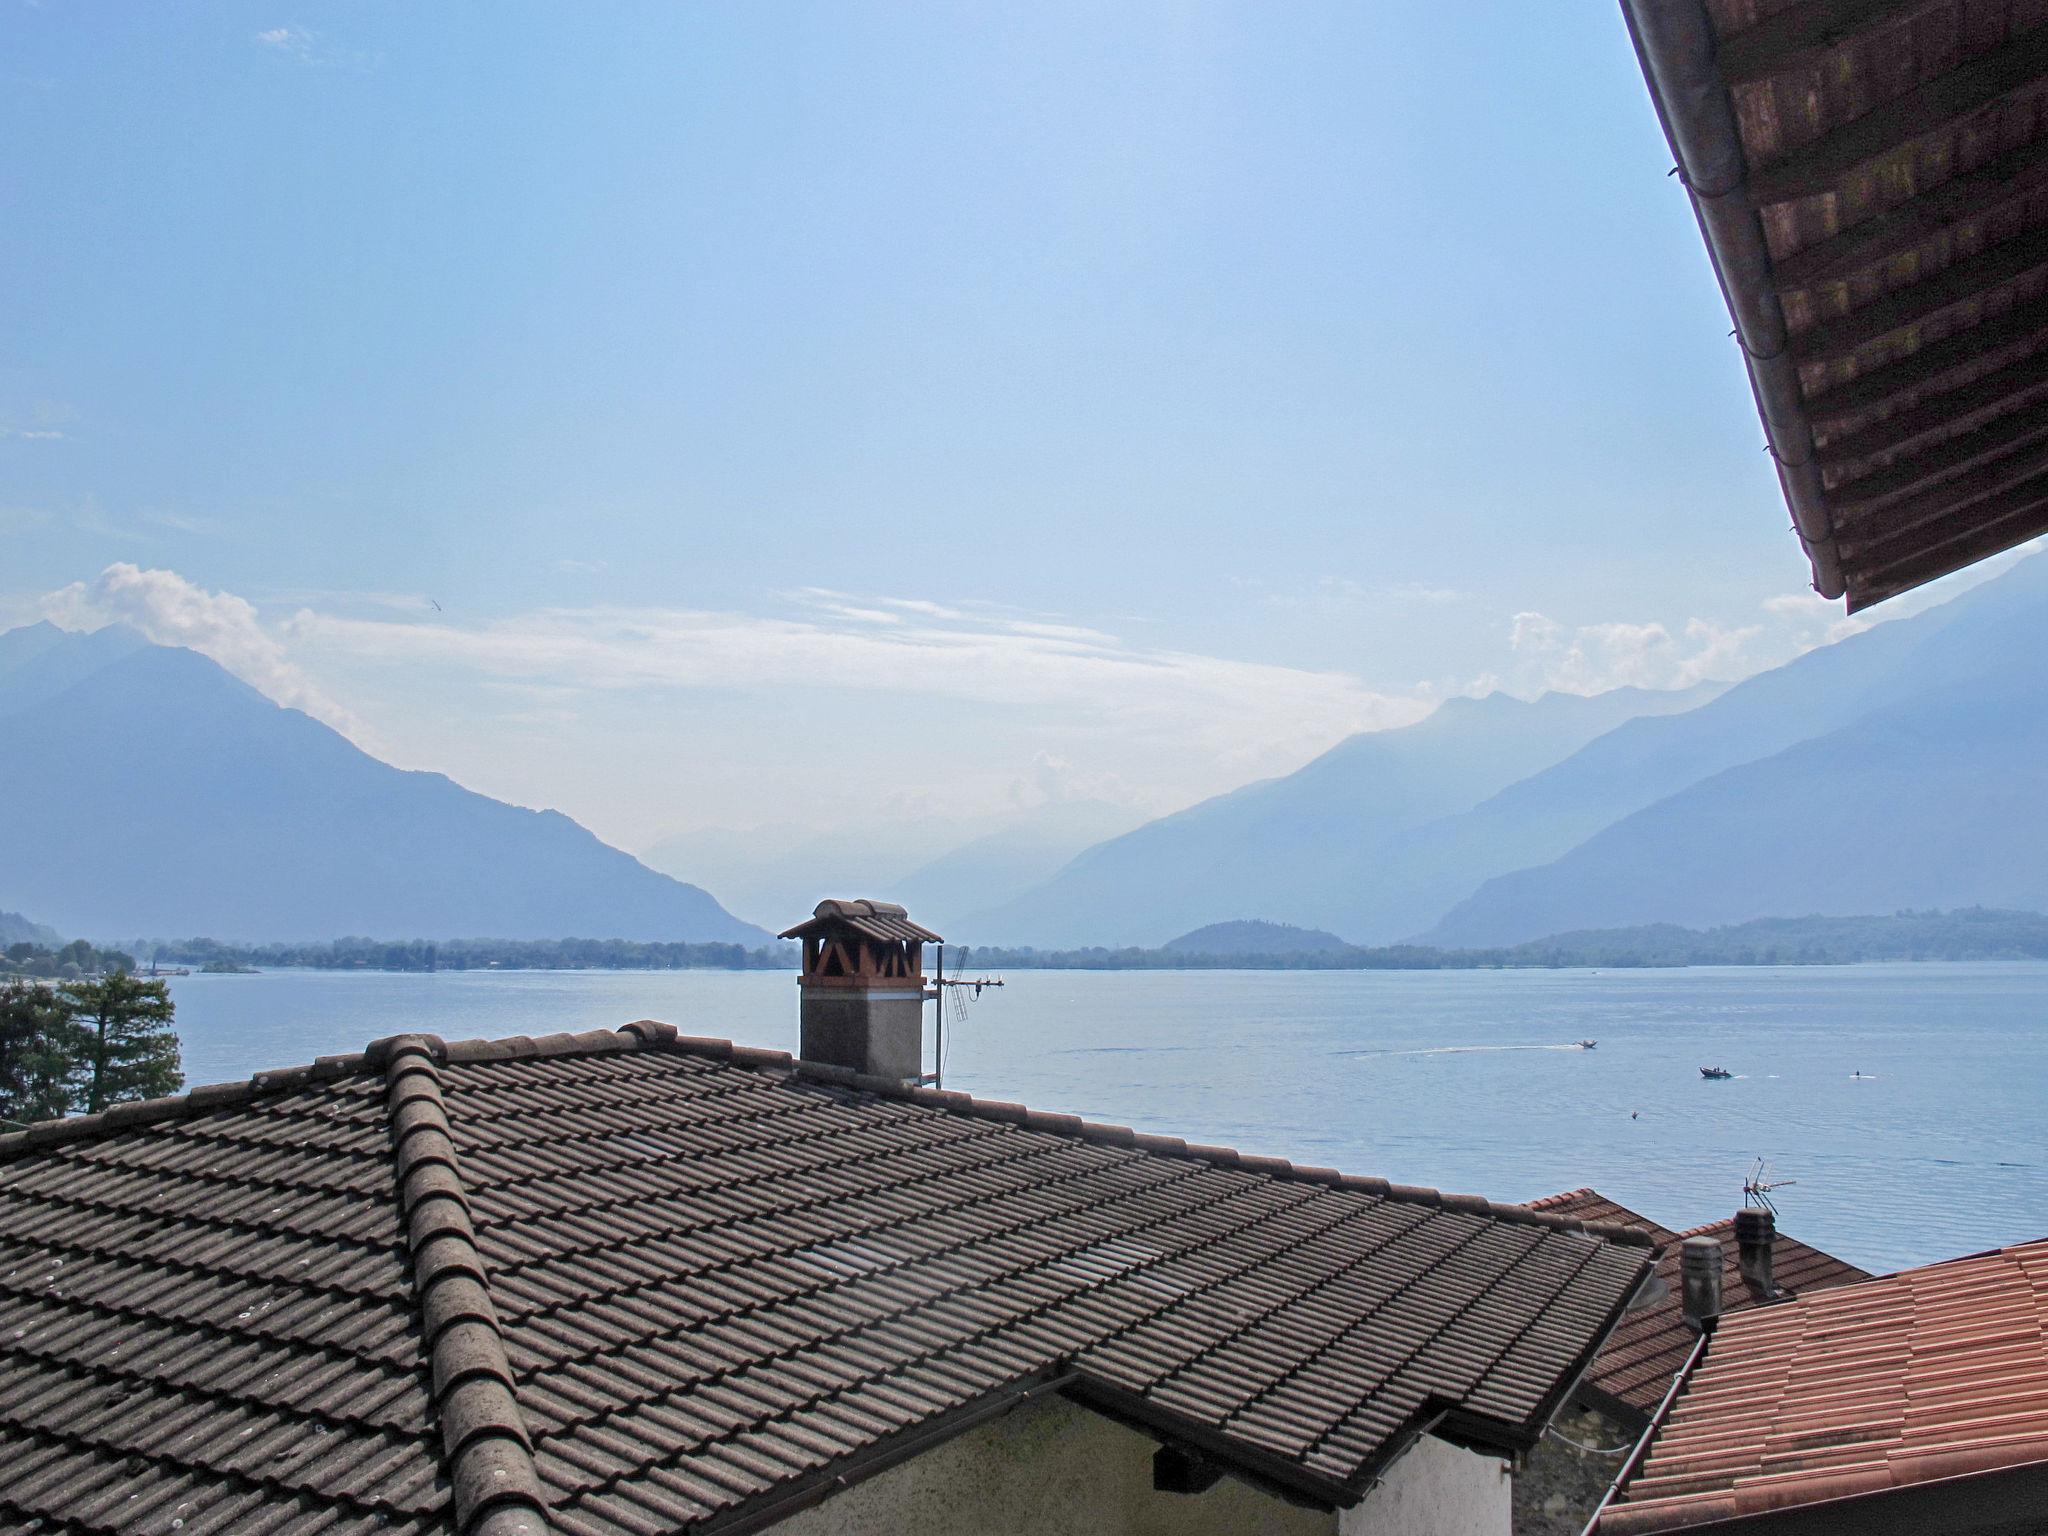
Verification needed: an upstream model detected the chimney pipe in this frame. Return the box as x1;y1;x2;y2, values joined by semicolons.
1735;1208;1776;1296
779;899;940;1085
1680;1235;1723;1332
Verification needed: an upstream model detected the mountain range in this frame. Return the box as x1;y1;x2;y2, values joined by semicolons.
0;623;770;945
8;549;2041;952
642;797;1144;935
960;679;1722;947
965;551;2048;949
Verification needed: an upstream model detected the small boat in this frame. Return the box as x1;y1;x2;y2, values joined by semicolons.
1573;1039;1598;1050
1700;1066;1734;1080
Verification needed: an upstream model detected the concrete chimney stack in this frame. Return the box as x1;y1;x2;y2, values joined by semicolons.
780;900;941;1084
1735;1207;1777;1296
1680;1235;1723;1332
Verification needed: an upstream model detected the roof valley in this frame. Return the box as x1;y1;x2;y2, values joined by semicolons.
375;1032;551;1536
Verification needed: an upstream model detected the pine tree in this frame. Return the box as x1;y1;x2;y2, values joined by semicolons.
59;972;182;1114
0;980;91;1125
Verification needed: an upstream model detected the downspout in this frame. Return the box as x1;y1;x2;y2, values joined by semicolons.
1618;0;1847;601
1578;1330;1709;1536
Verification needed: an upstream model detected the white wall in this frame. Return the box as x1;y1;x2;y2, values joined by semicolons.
773;1393;1335;1536
772;1392;1507;1536
1339;1434;1511;1536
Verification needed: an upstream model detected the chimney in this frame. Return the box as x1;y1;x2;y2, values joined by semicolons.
779;899;941;1084
1735;1207;1777;1296
1680;1235;1723;1331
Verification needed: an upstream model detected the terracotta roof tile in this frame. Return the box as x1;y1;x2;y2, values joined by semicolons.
1532;1189;1870;1421
0;1024;1655;1534
1598;1236;2048;1533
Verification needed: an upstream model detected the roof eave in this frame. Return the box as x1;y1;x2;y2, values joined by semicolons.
1599;1452;2048;1536
1620;0;1848;605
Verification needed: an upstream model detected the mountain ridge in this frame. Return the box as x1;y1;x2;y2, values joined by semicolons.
0;627;770;944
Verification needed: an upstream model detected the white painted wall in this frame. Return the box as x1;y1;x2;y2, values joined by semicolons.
771;1392;1506;1536
773;1393;1335;1536
1339;1435;1511;1536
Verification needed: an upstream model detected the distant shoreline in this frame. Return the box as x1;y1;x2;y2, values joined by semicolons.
99;908;2048;976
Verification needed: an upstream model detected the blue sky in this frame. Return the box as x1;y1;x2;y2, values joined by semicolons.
1;4;2001;858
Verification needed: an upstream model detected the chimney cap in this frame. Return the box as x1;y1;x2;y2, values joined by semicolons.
780;899;943;945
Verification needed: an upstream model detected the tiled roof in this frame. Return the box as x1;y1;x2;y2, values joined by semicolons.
1600;1237;2048;1534
0;1024;1655;1536
1530;1190;1868;1420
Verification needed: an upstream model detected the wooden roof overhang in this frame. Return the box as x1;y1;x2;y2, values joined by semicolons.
1623;0;2048;612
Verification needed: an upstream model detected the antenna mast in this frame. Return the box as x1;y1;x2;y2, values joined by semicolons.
1743;1157;1796;1215
920;942;1003;1090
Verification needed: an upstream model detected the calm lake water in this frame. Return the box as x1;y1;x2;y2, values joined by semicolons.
163;962;2048;1274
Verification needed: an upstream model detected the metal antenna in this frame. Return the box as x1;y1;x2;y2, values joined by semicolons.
922;943;1004;1090
1743;1157;1796;1215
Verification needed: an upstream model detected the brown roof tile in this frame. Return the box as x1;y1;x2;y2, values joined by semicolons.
0;1024;1654;1535
1533;1189;1870;1422
1598;1236;2048;1534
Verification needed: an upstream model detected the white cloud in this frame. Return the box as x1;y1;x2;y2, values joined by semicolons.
284;589;1429;780
1509;611;1564;653
253;25;376;70
1007;750;1141;811
41;564;366;738
255;26;311;55
1504;609;1770;693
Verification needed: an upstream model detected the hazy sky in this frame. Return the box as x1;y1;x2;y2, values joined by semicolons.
1;4;2007;854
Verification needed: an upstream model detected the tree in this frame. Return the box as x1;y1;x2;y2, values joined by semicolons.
0;980;91;1126
59;972;181;1114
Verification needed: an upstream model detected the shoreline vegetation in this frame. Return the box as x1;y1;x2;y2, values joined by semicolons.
41;907;2048;976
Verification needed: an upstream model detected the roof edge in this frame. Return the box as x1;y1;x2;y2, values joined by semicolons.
1619;0;1847;604
378;1033;550;1536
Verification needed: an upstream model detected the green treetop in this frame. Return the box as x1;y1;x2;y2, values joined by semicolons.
58;972;182;1115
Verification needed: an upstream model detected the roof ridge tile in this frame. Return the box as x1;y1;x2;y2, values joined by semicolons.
376;1033;549;1536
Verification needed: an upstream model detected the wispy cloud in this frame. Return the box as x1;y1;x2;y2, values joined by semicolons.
254;25;377;70
283;587;1429;777
141;509;225;536
41;564;367;739
1506;608;1768;694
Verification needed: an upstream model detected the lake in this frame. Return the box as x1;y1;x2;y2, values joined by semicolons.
162;961;2048;1274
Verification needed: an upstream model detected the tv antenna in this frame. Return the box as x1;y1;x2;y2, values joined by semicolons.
1743;1157;1796;1215
921;942;1003;1089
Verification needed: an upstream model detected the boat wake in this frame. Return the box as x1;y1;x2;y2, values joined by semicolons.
1354;1043;1594;1059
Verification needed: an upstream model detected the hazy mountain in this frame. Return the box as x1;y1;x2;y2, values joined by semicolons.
888;799;1146;936
641;822;914;933
1326;586;1955;942
0;624;769;944
1429;555;2048;944
960;683;1720;948
644;799;1146;935
0;910;61;947
1164;920;1351;956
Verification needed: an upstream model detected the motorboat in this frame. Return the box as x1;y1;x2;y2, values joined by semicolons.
1699;1066;1734;1080
1573;1039;1598;1049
